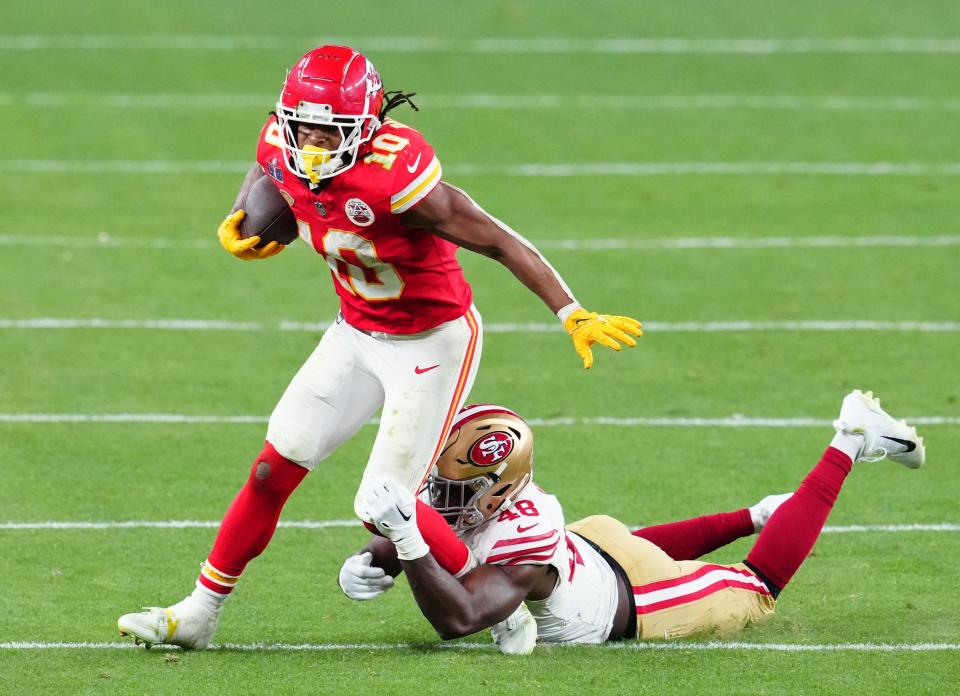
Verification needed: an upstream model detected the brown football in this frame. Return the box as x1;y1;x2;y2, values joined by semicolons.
239;175;299;247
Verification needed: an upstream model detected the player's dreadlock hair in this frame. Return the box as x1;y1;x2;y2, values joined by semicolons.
379;90;419;120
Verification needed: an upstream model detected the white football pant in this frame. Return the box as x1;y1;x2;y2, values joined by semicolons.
266;306;483;519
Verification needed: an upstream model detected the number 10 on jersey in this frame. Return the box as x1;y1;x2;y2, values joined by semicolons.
299;222;405;301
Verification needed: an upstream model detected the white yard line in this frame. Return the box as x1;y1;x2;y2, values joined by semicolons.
453;162;960;177
3;35;960;54
0;640;956;652
3;233;960;251
2;318;959;334
1;414;958;427
5;92;960;112
0;520;956;532
0;318;268;331
5;160;960;176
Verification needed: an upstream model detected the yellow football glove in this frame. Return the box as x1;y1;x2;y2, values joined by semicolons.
217;210;284;261
563;308;643;369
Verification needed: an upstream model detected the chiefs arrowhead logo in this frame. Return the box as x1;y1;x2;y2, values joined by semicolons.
345;198;374;227
469;431;514;466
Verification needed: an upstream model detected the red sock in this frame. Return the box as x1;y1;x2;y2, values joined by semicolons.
199;442;308;594
363;500;473;576
632;509;755;560
745;446;852;591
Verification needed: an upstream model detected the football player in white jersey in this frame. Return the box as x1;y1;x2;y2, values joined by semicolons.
346;392;924;653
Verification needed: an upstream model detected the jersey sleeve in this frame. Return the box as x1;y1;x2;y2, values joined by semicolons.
255;115;285;172
386;123;443;215
465;487;569;573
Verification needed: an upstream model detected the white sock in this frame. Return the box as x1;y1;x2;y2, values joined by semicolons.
185;581;227;615
830;432;864;463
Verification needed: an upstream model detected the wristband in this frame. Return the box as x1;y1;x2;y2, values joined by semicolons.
393;530;430;561
556;302;581;325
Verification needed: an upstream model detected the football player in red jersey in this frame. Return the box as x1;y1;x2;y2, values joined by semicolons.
351;391;923;653
118;45;641;649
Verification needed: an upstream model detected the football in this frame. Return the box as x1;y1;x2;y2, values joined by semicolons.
239;175;299;246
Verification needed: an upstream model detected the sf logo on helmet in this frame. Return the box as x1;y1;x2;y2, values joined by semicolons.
469;432;514;466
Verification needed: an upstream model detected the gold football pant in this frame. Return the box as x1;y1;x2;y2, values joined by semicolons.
567;515;776;640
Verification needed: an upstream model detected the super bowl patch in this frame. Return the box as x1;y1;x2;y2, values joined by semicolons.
266;157;284;182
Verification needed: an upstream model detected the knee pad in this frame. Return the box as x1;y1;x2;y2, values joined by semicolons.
265;423;323;468
354;478;376;523
248;442;309;498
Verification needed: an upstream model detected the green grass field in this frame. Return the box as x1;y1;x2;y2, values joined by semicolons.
2;1;959;693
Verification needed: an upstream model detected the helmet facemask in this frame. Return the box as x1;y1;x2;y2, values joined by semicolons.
426;467;531;532
276;100;379;183
425;405;534;532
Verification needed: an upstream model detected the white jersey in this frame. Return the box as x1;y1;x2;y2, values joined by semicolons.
459;484;620;644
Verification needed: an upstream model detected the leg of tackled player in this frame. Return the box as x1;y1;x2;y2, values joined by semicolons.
745;390;925;594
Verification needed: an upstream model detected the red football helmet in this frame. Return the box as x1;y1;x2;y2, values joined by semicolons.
424;404;534;532
276;45;384;182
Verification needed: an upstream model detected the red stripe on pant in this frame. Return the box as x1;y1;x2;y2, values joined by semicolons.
632;563;756;595
636;577;771;615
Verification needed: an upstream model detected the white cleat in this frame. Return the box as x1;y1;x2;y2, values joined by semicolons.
117;599;219;650
833;390;925;469
490;602;538;655
748;492;793;532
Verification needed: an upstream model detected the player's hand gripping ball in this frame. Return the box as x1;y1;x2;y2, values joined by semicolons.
238;175;299;246
218;210;283;260
217;176;298;260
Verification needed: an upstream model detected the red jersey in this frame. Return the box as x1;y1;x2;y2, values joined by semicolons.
255;117;473;334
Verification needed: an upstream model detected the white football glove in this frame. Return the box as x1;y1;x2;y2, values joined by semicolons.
491;602;538;655
361;477;429;561
338;552;395;601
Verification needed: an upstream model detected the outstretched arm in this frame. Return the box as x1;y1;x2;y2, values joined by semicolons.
403;183;642;368
402;182;574;312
